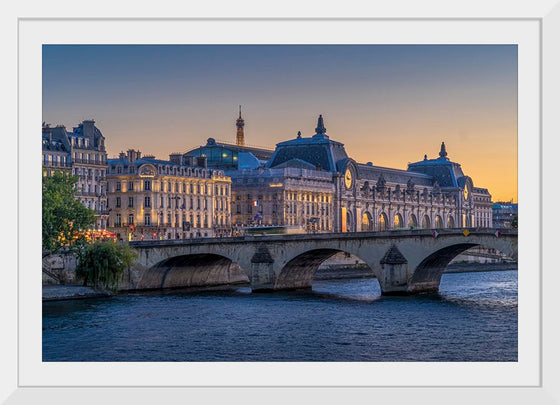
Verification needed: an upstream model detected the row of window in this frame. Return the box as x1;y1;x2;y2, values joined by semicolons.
42;153;107;167
74;152;105;164
70;136;90;149
77;184;103;195
286;193;331;203
110;195;228;211
73;167;105;178
113;212;220;228
43;154;69;165
234;192;332;203
111;165;218;178
111;180;230;195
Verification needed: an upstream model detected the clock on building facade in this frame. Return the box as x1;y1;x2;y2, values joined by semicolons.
344;168;353;189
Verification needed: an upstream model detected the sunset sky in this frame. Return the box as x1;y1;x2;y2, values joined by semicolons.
43;45;517;202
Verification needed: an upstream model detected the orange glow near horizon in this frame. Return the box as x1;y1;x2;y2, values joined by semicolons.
102;118;517;203
44;45;518;203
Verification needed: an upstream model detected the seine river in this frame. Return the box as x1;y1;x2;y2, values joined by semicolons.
42;270;517;362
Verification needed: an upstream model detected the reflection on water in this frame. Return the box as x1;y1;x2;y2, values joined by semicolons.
43;270;517;362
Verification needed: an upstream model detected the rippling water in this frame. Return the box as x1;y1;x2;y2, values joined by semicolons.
42;270;517;362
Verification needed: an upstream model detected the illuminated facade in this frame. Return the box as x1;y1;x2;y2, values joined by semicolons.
183;112;494;233
106;150;231;241
263;115;493;232
230;166;334;232
42;120;109;229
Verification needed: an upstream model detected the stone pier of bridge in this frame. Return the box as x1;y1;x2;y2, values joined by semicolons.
126;229;517;295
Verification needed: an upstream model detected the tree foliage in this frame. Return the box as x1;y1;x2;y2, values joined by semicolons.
42;172;96;254
76;241;138;291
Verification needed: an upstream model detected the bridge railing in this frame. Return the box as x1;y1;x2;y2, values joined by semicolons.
128;228;517;248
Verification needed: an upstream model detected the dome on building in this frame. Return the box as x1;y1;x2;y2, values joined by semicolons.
407;142;466;188
267;115;348;172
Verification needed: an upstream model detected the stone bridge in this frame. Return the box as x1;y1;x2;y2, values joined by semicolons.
126;228;517;295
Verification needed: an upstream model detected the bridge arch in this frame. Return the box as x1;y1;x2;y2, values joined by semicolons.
275;248;378;290
137;253;249;290
409;239;517;294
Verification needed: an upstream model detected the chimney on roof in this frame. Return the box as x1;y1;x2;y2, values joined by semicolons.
82;120;95;140
169;153;182;165
127;149;142;162
119;151;126;160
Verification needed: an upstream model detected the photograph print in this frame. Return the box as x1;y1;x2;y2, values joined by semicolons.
42;44;518;362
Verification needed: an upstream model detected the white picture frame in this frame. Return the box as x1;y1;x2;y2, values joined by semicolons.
3;0;559;403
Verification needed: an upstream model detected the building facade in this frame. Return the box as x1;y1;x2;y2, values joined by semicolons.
42;120;109;229
185;113;494;233
230;166;335;232
106;149;231;241
492;201;518;228
261;115;493;232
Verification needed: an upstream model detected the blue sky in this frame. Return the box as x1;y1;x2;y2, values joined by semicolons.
43;44;517;201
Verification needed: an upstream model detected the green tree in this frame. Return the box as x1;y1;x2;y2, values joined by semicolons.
42;172;96;255
76;241;138;291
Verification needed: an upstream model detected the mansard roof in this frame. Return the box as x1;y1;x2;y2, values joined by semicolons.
107;157;177;167
357;163;434;187
267;116;348;172
272;157;324;170
70;120;104;139
42;125;71;153
407;144;466;188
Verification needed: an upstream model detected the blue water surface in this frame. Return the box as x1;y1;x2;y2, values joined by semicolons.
42;270;517;361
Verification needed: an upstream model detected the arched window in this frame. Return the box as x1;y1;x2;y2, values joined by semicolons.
422;215;431;229
378;212;388;231
346;210;354;232
435;215;443;229
393;213;403;229
408;214;418;229
447;215;455;228
361;212;373;231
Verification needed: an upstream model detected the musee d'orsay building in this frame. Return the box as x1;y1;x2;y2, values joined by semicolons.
193;113;492;233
